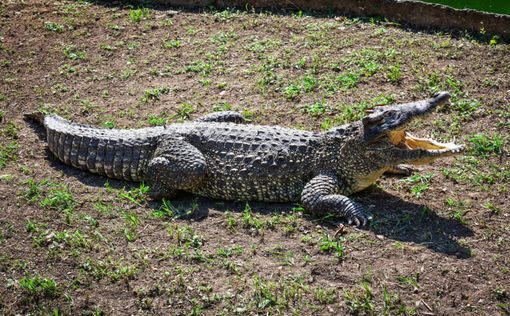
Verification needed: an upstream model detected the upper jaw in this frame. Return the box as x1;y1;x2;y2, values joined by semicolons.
363;91;451;142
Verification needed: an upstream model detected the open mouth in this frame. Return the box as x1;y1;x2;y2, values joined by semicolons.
388;130;464;155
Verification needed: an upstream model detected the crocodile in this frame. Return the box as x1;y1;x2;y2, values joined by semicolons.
25;91;463;226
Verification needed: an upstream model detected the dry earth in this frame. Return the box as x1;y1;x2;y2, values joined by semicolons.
0;0;509;315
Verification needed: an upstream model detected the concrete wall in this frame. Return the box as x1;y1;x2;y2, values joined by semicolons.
152;0;510;39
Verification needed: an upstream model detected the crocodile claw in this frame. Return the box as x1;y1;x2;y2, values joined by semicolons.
347;210;373;227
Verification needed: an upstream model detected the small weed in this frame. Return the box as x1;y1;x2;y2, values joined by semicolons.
24;178;46;202
182;60;213;76
224;211;238;231
337;72;359;89
153;199;199;219
119;182;149;205
387;63;402;84
40;184;75;215
167;224;203;248
0;141;18;168
44;21;64;32
402;173;434;198
103;121;115;129
63;45;86;60
314;287;337;304
445;198;469;224
19;274;59;298
468;133;504;158
2;122;18;139
397;273;420;290
303;101;327;118
484;202;501;214
283;84;301;100
451;99;480;119
213;101;233;112
94;199;113;215
130;7;150;23
319;234;346;260
175;102;194;120
163;38;181;49
344;282;375;314
147;114;167;126
140;87;170;104
243;204;264;233
301;75;317;92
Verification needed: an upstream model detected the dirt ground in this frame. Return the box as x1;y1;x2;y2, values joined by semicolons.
0;0;509;315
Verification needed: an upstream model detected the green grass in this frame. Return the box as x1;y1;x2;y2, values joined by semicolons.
401;173;434;198
140;87;170;104
44;21;64;33
62;45;86;60
0;141;18;168
319;233;346;260
129;7;150;23
468;133;505;158
420;0;510;15
19;275;59;298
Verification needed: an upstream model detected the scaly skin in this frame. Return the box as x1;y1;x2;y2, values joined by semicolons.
25;93;464;226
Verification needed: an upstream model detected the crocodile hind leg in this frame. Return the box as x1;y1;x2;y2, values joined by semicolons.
195;111;246;123
301;173;372;226
146;137;207;199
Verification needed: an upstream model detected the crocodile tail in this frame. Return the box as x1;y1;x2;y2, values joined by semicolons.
23;111;45;125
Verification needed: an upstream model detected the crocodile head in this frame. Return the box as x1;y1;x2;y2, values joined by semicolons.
361;91;464;166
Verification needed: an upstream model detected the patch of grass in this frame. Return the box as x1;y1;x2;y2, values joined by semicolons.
181;60;213;76
387;63;402;84
344;282;375;314
140;87;170;104
301;75;317;92
319;233;346;260
163;38;181;49
468;133;504;158
283;83;301;100
62;45;86;60
129;7;150;23
242;204;264;233
119;182;149;206
40;183;75;220
175;102;194;120
0;141;18;168
44;21;64;32
167;224;203;249
337;72;360;89
152;199;199;219
23;178;46;202
147;114;167;126
445;198;469;224
102;121;115;129
450;98;480;119
303;100;327;118
19;274;59;298
484;201;501;215
81;257;138;282
402;173;434;198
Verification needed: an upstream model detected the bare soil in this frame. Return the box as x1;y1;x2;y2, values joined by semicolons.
0;1;509;315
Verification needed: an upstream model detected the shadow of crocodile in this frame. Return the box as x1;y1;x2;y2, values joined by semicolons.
48;150;473;259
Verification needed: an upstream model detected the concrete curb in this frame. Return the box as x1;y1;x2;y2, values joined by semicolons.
151;0;510;39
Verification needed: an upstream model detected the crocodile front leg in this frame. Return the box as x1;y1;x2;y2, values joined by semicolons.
195;111;246;123
301;174;372;226
146;136;206;199
385;164;414;176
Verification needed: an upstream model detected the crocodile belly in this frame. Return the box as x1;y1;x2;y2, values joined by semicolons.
192;174;306;202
